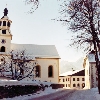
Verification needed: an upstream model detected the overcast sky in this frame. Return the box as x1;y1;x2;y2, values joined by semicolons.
0;0;85;62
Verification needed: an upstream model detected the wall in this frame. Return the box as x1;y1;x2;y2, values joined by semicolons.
70;76;85;89
59;76;71;89
85;58;90;89
34;58;59;83
59;76;85;89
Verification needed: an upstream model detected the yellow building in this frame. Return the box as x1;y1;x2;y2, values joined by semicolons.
59;69;85;89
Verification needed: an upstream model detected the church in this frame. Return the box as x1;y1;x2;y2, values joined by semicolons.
0;8;60;83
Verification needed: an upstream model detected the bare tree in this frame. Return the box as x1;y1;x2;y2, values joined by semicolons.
59;0;100;93
0;50;38;81
25;0;39;13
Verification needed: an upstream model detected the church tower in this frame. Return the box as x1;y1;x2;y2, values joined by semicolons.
0;8;12;54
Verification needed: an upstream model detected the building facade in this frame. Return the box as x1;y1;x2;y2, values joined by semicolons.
84;51;98;89
0;8;60;83
59;69;85;89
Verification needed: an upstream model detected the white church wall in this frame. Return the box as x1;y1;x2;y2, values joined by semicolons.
34;58;59;83
0;35;11;54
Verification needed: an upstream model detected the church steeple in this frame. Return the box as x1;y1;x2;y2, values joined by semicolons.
0;8;12;54
4;8;8;16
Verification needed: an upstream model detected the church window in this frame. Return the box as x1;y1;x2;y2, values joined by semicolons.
1;39;6;44
35;65;41;77
48;65;53;77
1;58;4;61
0;21;2;26
2;30;6;34
3;21;6;26
0;46;5;52
7;21;10;27
20;68;24;75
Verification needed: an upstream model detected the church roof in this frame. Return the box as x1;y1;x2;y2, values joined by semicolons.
11;43;60;58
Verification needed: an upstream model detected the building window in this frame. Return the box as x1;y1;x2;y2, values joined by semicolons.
77;78;79;81
66;78;67;81
66;84;67;87
73;78;75;81
68;84;70;87
0;21;2;26
48;65;53;77
63;79;64;82
73;84;76;87
2;30;6;34
82;78;85;81
3;21;6;26
68;78;69;81
1;58;4;61
7;21;10;27
82;83;85;88
35;65;41;77
77;83;80;87
1;39;6;44
0;46;5;52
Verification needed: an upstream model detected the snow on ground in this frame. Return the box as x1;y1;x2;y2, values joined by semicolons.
91;87;100;100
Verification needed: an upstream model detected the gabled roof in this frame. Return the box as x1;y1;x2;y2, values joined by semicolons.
59;69;85;76
11;43;60;59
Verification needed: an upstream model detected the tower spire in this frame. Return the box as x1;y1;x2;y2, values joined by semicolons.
3;8;8;16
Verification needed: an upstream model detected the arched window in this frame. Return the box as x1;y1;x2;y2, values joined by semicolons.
48;65;53;77
1;46;5;52
35;65;41;77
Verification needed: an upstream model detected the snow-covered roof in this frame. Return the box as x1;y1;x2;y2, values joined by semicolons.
59;69;84;76
11;43;60;59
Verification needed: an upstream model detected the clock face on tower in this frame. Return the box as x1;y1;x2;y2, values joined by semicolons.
1;39;6;44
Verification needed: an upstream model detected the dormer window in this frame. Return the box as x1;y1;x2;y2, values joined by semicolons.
3;21;6;26
7;21;10;27
0;21;2;26
2;30;6;34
